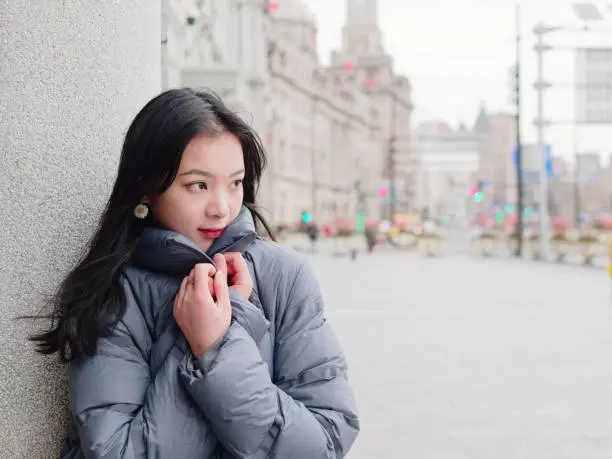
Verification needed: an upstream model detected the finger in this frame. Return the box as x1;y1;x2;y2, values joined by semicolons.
214;253;228;278
221;252;238;275
213;253;224;268
213;268;230;309
225;252;249;283
193;264;215;304
174;276;188;310
191;263;214;289
184;274;195;299
208;276;215;299
178;276;189;304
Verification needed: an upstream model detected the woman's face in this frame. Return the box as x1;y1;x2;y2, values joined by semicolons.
148;131;245;252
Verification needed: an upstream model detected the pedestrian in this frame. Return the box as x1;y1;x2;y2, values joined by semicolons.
28;88;359;458
307;223;319;254
364;227;377;253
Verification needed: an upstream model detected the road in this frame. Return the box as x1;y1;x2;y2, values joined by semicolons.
308;251;612;458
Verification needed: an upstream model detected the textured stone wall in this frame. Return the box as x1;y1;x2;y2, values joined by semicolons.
0;2;161;456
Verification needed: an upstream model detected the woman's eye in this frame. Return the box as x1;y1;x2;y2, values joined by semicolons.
188;182;207;191
230;179;243;189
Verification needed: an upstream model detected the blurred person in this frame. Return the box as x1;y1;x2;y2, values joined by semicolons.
364;227;377;253
29;88;359;458
307;223;320;254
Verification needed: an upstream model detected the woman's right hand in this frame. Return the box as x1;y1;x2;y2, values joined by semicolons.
173;263;232;357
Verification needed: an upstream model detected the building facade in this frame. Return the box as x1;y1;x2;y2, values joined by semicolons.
327;0;416;215
414;121;480;222
161;0;274;210
475;109;517;210
161;0;412;225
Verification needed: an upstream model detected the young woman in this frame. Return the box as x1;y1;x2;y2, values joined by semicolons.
32;88;359;458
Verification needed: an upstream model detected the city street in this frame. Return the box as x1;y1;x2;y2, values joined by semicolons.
308;251;612;458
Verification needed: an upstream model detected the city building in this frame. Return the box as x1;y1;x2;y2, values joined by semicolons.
475;108;517;210
414;121;480;222
326;0;416;215
265;0;385;224
161;0;412;225
161;0;274;210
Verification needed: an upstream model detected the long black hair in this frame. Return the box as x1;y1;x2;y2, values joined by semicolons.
29;88;274;362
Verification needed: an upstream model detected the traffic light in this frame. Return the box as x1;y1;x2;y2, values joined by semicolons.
471;180;485;202
378;186;389;198
301;211;312;224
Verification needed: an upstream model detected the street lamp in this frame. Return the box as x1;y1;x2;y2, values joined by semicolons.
513;0;525;257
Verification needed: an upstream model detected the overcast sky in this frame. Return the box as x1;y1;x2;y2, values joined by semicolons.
305;0;612;162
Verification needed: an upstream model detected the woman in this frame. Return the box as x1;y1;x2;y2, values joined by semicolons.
31;88;359;458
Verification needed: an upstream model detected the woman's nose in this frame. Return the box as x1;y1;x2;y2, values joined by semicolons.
205;193;229;219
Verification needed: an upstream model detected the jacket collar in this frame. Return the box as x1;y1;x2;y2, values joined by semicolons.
130;206;258;276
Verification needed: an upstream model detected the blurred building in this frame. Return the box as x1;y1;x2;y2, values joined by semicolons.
161;0;412;225
414;121;479;221
471;104;612;222
161;1;268;122
265;0;384;224
549;153;612;220
161;0;274;211
326;0;416;214
551;156;572;181
475;107;517;211
575;152;601;185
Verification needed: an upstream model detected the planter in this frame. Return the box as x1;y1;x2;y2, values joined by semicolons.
474;234;497;257
550;240;571;263
388;231;418;250
418;235;443;257
550;234;570;263
578;238;600;265
528;238;541;260
507;236;519;255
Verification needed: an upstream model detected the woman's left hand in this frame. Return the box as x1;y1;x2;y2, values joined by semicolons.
213;252;253;300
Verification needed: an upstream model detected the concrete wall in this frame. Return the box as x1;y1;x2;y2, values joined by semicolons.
0;2;161;456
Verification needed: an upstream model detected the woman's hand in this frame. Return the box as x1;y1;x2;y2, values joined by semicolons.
173;263;232;357
214;252;253;300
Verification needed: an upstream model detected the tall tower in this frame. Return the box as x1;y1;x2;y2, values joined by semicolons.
342;0;383;57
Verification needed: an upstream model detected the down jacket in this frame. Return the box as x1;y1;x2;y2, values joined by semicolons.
61;206;359;458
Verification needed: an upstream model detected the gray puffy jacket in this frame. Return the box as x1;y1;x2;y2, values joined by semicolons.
61;207;359;458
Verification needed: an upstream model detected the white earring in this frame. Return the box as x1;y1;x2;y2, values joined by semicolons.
134;203;150;219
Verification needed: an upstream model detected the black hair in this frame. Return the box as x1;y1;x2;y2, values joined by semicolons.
28;88;274;362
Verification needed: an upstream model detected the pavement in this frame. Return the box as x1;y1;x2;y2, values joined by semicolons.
307;250;612;458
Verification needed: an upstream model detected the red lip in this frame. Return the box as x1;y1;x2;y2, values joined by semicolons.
198;228;224;239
